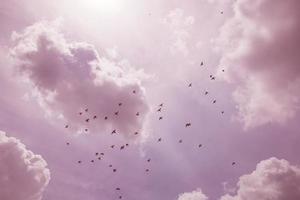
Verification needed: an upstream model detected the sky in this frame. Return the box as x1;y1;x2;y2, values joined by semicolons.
0;0;300;200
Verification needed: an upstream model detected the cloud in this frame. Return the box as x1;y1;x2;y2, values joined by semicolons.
217;0;300;128
178;188;208;200
0;131;50;200
10;20;149;136
220;157;300;200
163;8;195;56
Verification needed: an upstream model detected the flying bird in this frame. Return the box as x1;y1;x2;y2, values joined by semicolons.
145;169;150;172
85;108;88;112
134;132;139;135
136;112;140;116
221;111;225;114
113;169;117;172
109;164;113;168
95;152;99;156
65;125;69;128
118;103;122;106
159;116;163;120
91;160;95;163
198;144;202;148
85;128;88;132
93;115;97;119
120;145;125;150
79;112;82;115
179;139;183;143
157;108;162;112
159;103;163;107
85;118;90;122
205;91;209;95
188;83;192;87
158;138;162;142
111;145;115;148
133;90;136;94
114;111;119;116
147;159;151;162
104;116;108;120
78;160;82;164
111;129;117;134
232;162;236;166
66;142;70;145
213;100;216;104
200;61;204;66
116;188;121;191
185;123;191;127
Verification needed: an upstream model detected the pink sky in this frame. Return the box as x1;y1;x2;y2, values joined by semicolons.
1;0;300;199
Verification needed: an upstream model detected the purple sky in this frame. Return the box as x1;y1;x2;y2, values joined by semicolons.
1;0;300;200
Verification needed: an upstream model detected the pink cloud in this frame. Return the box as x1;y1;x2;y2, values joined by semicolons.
10;21;149;137
217;0;300;128
220;157;300;200
0;131;50;200
178;188;208;200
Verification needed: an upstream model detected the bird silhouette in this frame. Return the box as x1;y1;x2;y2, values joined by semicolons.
111;129;117;134
159;103;163;107
221;111;224;114
109;164;113;168
79;112;83;115
147;159;151;162
120;145;125;150
200;61;204;66
198;144;202;148
85;128;88;132
185;123;191;127
113;169;117;172
133;90;136;94
134;132;139;135
66;142;70;145
78;160;82;164
232;162;236;166
65;125;69;128
118;103;122;106
213;100;216;104
179;139;183;143
188;83;192;87
93;115;97;119
85;108;88;112
114;111;119;116
136;112;140;116
159;116;163;120
111;145;115;148
116;188;121;191
85;118;90;122
157;108;162;112
205;91;209;95
104;116;108;120
158;138;162;142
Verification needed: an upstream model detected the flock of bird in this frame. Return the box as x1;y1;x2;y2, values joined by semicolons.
64;61;234;199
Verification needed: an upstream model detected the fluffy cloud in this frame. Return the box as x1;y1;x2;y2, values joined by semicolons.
163;8;195;56
0;131;50;200
10;21;149;136
217;0;300;128
178;189;208;200
220;157;300;200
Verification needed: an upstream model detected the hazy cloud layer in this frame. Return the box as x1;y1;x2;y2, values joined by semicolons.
0;131;50;200
217;0;300;128
11;21;149;136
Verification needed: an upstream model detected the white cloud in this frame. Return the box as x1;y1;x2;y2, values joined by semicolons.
178;188;208;200
0;131;50;200
220;157;300;200
217;0;300;128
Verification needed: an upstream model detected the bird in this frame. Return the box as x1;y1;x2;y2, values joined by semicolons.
118;103;122;106
111;145;115;148
116;188;121;191
78;160;82;164
104;116;108;120
93;115;97;119
221;111;225;114
119;196;122;199
147;159;151;162
159;103;163;107
91;160;95;163
200;61;204;66
133;90;136;94
100;153;104;156
145;169;150;172
85;128;88;132
136;112;140;116
111;129;117;134
134;132;139;135
79;112;83;115
211;77;216;80
113;169;117;172
120;145;125;150
222;69;225;72
205;91;209;95
232;162;236;166
221;11;224;14
65;125;69;128
85;108;88;112
158;138;162;142
125;143;129;147
185;123;191;127
188;83;192;87
157;108;162;112
66;142;70;145
98;157;101;160
179;139;183;143
95;152;99;156
85;118;90;122
114;111;119;116
198;144;202;148
213;100;216;104
109;164;113;168
159;116;163;120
